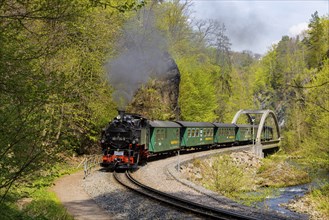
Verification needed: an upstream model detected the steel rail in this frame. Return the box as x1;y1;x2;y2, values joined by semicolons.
113;171;257;220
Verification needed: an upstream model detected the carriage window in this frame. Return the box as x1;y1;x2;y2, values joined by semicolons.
156;129;166;140
191;129;195;137
156;130;160;140
187;129;191;137
196;129;199;137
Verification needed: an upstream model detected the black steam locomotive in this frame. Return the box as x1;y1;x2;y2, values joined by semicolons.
100;110;149;169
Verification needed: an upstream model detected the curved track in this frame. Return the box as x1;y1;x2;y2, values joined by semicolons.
113;171;257;220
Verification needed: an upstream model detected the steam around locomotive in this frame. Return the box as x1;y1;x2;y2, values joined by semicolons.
100;110;273;170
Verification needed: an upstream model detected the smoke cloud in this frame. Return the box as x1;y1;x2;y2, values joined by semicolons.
106;9;171;108
192;1;268;54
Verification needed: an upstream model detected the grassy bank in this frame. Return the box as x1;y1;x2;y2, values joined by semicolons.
310;184;329;217
0;162;79;220
182;151;311;206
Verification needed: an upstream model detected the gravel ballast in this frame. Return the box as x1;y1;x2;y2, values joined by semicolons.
82;146;308;219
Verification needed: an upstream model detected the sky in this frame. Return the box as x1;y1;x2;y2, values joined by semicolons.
190;0;329;54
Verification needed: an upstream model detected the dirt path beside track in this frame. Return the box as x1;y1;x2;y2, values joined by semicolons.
52;170;110;220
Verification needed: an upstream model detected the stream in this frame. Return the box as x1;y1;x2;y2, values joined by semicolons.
256;173;329;219
256;184;309;218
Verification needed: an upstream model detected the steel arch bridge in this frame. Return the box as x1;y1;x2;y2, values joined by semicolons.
232;109;281;157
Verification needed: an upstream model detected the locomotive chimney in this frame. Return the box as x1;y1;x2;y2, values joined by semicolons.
118;109;125;120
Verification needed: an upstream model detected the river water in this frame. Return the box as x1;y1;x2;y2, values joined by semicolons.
256;184;309;218
255;173;329;219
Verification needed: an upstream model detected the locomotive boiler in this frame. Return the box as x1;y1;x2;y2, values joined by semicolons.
100;110;148;169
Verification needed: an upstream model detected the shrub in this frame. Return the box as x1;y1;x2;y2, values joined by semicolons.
311;184;329;218
199;155;255;197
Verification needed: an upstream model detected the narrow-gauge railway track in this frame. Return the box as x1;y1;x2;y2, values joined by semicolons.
113;171;257;220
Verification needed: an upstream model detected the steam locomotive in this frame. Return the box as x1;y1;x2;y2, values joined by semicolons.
100;110;273;170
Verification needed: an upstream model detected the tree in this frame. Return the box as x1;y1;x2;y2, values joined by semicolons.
178;55;218;122
0;0;141;199
303;12;329;68
301;58;329;164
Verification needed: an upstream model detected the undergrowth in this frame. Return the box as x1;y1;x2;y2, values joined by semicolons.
0;161;79;220
257;154;311;187
310;183;329;218
186;152;312;207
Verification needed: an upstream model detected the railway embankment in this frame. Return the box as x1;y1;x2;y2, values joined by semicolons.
83;145;289;219
51;146;325;219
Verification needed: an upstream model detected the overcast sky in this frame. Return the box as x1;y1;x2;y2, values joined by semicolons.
190;0;329;54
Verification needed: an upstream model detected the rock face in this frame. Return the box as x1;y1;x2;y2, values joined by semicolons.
127;53;180;120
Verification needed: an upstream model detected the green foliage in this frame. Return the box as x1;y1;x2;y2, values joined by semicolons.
0;195;73;220
249;14;328;174
22;189;74;220
0;202;32;220
221;63;255;121
191;155;255;198
90;0;146;12
295;58;329;168
257;156;311;187
128;83;173;120
310;184;329;217
0;0;127;200
177;55;218;122
210;155;254;195
303;12;329;68
0;161;77;220
280;16;328;165
187;152;313;207
155;0;192;55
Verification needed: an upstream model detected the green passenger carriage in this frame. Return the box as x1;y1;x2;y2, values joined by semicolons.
213;123;237;144
261;126;273;141
144;121;181;153
176;121;215;148
235;124;253;143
